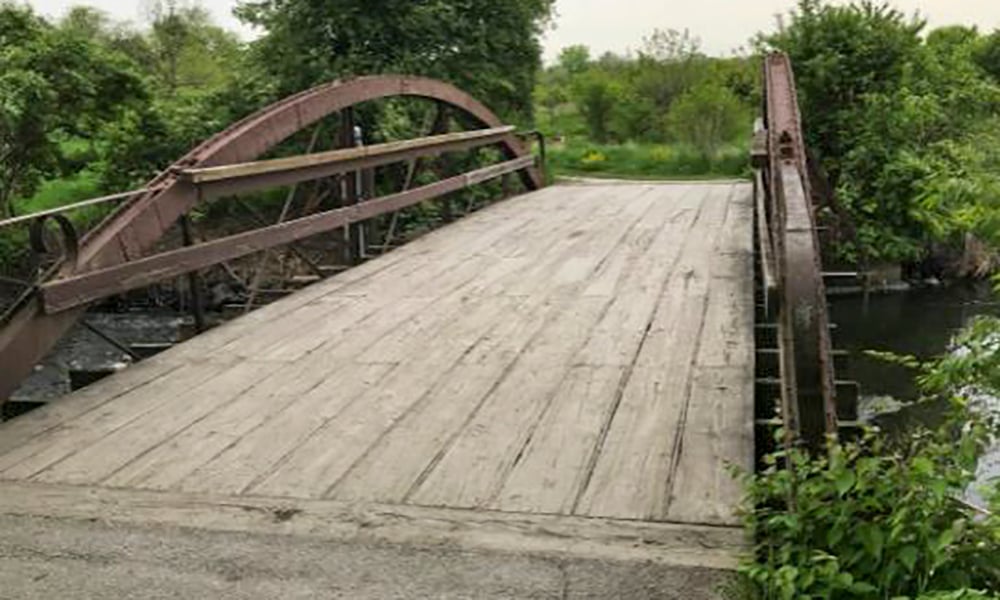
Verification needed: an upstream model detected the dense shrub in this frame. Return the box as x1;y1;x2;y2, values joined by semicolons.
738;317;1000;598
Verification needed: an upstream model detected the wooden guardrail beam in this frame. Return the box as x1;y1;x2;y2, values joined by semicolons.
179;126;516;199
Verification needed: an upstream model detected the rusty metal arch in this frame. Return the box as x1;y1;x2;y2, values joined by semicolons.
759;54;839;450
0;76;542;403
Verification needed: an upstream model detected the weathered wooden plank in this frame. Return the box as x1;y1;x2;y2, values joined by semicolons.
575;188;702;366
154;185;565;365
481;188;708;513
664;366;753;526
251;295;522;499
0;362;227;478
697;187;755;369
710;184;755;281
0;358;181;459
695;284;754;370
491;365;625;514
262;254;522;364
32;360;285;485
183;127;515;190
240;187;589;363
190;201;544;363
330;364;510;503
482;185;615;260
103;350;360;490
328;195;651;502
176;363;394;495
209;296;362;361
575;190;731;520
393;187;667;508
0;481;745;571
409;295;611;509
0;182;756;532
327;190;658;502
351;259;531;365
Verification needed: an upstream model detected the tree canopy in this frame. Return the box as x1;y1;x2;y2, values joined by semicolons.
0;2;146;216
235;0;556;123
764;0;1000;269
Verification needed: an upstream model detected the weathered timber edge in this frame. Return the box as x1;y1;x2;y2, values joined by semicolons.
0;481;744;571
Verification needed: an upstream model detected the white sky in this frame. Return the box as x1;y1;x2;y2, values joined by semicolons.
22;0;1000;61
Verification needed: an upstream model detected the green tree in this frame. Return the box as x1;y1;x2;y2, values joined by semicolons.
60;5;112;39
571;69;621;143
533;82;567;125
236;0;555;123
143;1;244;96
665;81;746;157
762;0;924;180
557;45;591;75
973;30;1000;82
0;2;146;216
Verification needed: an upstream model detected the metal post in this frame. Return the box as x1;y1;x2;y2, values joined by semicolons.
340;109;363;265
179;214;207;334
428;102;454;223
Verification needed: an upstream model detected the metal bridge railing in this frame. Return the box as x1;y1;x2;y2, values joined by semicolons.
754;53;842;452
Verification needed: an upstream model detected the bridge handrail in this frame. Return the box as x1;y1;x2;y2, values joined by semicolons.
756;53;839;450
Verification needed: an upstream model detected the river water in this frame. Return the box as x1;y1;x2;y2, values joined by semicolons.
829;282;1000;505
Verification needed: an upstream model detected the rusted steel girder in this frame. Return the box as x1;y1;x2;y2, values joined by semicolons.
0;76;541;404
39;156;535;314
763;53;839;449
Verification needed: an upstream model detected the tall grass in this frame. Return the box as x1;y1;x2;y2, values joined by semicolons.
546;139;750;180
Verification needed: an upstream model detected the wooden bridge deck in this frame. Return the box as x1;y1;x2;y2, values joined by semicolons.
0;181;754;575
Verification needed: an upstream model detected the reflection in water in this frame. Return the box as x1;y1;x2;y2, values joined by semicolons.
829;281;1000;504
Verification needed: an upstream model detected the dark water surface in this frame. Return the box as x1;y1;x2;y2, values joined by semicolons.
830;282;1000;404
829;282;1000;503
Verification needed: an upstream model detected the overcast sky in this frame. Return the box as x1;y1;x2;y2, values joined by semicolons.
23;0;1000;61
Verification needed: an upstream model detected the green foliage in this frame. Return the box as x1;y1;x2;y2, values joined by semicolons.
547;139;748;180
762;1;1000;268
666;81;748;157
0;1;147;216
570;70;622;143
236;0;555;124
558;45;591;75
143;1;245;96
973;31;1000;83
537;29;755;178
738;317;1000;599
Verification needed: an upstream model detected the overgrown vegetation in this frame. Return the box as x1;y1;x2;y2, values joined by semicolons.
546;139;747;180
534;30;756;179
738;317;1000;599
762;0;1000;272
